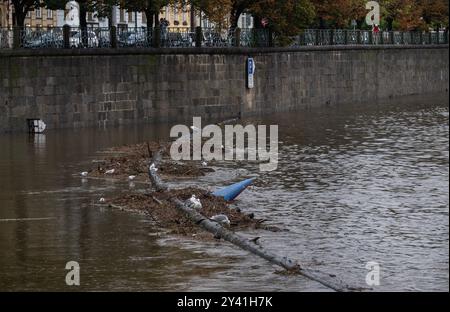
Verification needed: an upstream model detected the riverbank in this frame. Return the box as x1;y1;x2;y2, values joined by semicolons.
1;45;448;132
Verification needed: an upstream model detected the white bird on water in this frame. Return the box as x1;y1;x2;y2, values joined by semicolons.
99;198;106;203
210;214;231;227
187;195;202;209
128;175;136;181
105;169;115;174
80;171;88;177
201;161;207;167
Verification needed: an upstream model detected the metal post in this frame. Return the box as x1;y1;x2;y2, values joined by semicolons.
233;27;241;47
428;31;431;44
344;30;348;45
63;24;70;49
390;31;395;44
195;26;202;48
268;28;274;47
110;25;117;48
368;31;373;44
419;31;423;44
357;30;362;44
379;31;384;44
315;29;320;45
330;29;334;45
152;26;161;48
401;31;404;44
13;26;21;49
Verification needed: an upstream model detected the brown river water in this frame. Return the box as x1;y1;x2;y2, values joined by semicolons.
0;93;448;291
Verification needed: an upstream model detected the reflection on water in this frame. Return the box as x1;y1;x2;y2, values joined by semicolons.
0;93;448;291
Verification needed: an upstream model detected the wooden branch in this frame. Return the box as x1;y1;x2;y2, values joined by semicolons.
147;149;356;292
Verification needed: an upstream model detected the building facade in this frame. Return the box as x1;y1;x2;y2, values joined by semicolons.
24;7;58;28
0;2;9;27
1;1;252;30
55;3;253;30
0;2;57;28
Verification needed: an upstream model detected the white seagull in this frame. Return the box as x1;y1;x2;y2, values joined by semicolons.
128;175;136;181
201;161;207;166
105;169;115;174
149;163;158;172
186;195;202;209
80;171;88;177
99;198;106;203
210;214;231;227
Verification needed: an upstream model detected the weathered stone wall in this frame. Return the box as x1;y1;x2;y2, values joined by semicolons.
0;45;448;132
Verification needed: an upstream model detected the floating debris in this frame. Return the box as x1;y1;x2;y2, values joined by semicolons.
213;178;255;201
210;214;231;227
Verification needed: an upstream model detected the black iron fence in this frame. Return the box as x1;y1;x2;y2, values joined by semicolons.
0;26;448;49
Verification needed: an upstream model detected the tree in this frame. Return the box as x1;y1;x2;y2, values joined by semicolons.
254;0;315;46
120;0;172;28
6;0;40;27
192;0;260;29
311;0;366;29
418;0;448;30
250;0;315;37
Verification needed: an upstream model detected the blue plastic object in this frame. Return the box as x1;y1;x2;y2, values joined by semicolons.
212;178;255;201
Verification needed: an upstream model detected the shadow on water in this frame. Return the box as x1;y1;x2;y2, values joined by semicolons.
0;92;448;291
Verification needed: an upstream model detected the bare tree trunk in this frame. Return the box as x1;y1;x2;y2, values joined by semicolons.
190;3;196;32
79;2;88;47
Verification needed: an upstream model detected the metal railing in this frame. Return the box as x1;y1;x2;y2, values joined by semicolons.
290;29;449;46
0;26;448;50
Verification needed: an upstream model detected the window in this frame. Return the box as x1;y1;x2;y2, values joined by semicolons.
47;9;52;19
142;12;147;24
35;7;41;19
87;12;94;21
128;11;133;22
182;7;187;23
27;11;31;18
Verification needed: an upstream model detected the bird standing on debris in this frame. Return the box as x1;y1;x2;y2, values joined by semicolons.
149;163;158;172
186;195;202;209
210;214;231;227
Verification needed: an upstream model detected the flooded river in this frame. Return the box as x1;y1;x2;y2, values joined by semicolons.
0;93;448;291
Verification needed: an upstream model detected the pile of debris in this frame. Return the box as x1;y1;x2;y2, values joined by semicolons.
111;187;265;238
84;142;214;182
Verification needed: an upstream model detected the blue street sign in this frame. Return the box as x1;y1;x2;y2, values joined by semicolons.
247;57;255;89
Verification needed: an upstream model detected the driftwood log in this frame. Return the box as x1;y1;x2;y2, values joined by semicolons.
148;150;356;292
